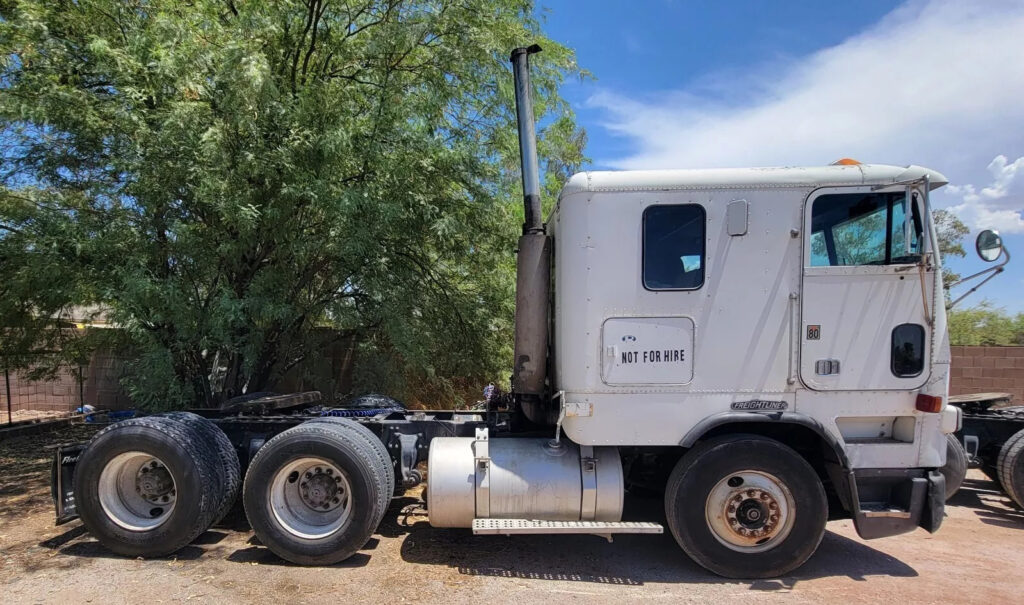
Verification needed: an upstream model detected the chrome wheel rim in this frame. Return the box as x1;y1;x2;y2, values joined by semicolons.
98;451;177;531
269;457;353;539
705;470;795;552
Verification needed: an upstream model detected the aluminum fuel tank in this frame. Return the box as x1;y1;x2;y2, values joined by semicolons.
427;434;623;528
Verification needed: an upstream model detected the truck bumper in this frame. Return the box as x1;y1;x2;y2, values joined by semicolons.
850;468;944;540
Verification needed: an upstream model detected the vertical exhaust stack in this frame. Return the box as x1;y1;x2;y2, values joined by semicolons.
509;45;552;419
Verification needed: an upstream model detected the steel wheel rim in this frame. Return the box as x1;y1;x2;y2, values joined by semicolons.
269;457;353;539
705;470;796;553
98;451;177;531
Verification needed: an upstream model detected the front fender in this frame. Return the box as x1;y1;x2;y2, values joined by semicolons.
678;411;850;468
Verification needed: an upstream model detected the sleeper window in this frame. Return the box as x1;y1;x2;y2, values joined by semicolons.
643;204;706;290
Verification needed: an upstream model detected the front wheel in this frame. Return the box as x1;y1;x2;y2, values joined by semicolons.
665;434;827;578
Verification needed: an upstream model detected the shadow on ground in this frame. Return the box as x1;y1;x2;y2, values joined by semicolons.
948;476;1024;530
34;491;919;588
389;494;917;589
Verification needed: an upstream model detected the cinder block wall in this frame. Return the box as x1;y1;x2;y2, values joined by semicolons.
950;346;1024;405
2;368;81;415
4;334;357;417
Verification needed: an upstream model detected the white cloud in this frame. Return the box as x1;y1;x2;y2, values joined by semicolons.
586;0;1024;235
947;155;1024;233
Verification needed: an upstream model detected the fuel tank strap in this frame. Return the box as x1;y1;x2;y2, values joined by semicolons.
473;428;490;518
579;445;597;520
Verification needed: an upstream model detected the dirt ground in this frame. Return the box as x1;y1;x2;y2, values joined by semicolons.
4;410;73;424
2;425;1023;604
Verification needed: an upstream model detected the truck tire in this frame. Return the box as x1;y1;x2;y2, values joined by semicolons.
158;412;241;523
939;433;968;500
242;422;387;565
304;417;396;500
73;416;225;557
997;428;1024;508
665;434;827;579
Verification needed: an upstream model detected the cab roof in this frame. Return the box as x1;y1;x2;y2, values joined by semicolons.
559;164;948;198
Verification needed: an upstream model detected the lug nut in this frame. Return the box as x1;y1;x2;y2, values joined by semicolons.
326;469;333;475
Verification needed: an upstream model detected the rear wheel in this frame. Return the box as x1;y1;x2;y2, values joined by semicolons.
665;434;827;578
242;422;386;565
304;417;396;499
74;417;224;557
939;433;968;500
997;428;1024;508
157;412;241;522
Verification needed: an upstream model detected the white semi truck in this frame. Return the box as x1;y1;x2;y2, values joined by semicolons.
52;45;1005;579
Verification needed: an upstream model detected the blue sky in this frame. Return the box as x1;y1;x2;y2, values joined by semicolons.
537;0;1024;312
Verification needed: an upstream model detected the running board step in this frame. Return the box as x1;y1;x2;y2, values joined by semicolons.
472;519;663;536
860;508;912;519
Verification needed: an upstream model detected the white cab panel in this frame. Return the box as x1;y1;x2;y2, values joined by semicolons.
601;317;694;385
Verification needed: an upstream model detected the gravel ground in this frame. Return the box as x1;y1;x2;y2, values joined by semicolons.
2;425;1023;604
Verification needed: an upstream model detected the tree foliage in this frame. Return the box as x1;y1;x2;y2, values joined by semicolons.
934;208;969;288
0;0;586;408
948;302;1024;346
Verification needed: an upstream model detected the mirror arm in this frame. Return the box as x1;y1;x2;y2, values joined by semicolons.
947;246;1011;309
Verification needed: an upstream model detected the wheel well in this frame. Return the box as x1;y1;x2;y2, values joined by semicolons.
692;423;851;518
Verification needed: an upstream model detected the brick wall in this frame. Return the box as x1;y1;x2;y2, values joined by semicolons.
4;334;357;420
2;367;82;415
82;351;135;411
950;346;1024;405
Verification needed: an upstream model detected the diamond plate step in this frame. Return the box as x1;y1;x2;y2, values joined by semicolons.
472;519;663;536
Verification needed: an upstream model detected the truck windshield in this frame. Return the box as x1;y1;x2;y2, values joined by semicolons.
810;192;922;266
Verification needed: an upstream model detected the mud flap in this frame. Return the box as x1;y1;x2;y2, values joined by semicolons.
51;443;86;525
919;470;946;534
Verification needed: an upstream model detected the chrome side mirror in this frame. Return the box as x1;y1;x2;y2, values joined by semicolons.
976;230;1003;262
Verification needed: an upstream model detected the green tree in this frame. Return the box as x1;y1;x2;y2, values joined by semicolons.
0;0;586;408
934;208;969;288
948;302;1024;346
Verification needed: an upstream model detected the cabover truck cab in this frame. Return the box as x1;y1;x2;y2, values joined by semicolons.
53;47;967;580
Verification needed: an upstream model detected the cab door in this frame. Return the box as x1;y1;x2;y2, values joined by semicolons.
800;186;933;391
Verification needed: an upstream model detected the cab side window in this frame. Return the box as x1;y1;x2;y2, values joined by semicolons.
810;192;921;266
643;204;706;290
